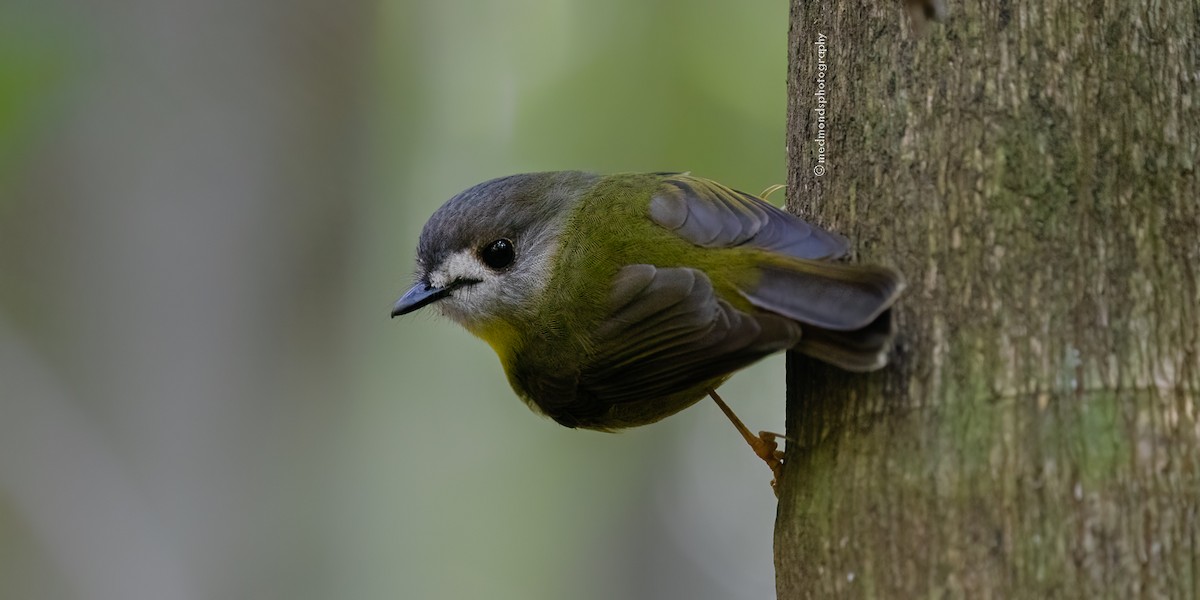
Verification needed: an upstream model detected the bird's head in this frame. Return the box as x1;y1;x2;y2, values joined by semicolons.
392;171;597;337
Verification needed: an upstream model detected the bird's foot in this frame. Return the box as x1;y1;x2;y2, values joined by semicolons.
753;430;787;494
708;389;788;496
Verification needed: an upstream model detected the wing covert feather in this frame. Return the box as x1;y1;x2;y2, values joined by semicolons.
648;174;849;259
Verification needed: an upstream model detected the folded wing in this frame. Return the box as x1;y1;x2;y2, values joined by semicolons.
575;265;801;423
648;173;905;371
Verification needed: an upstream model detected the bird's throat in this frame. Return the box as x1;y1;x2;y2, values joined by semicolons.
465;318;523;366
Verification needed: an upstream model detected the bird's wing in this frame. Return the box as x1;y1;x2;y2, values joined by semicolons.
643;172;904;375
649;173;903;333
648;174;850;260
579;265;801;407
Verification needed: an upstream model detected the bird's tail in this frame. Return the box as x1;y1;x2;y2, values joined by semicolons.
793;307;896;371
741;256;905;371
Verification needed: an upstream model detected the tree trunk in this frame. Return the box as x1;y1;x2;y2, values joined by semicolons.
777;1;1199;597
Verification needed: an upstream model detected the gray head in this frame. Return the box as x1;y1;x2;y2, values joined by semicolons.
391;171;599;329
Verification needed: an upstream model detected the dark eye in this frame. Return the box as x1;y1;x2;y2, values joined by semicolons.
480;238;515;270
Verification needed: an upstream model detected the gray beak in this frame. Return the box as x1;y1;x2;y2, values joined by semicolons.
391;282;451;317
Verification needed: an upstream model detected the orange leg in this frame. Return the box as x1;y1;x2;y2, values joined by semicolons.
708;388;786;495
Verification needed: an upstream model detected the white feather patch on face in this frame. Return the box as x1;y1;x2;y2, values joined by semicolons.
427;251;489;289
427;240;559;331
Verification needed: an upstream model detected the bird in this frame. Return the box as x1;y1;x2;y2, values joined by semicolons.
392;171;904;486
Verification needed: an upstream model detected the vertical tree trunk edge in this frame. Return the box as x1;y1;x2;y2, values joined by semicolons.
778;1;1199;598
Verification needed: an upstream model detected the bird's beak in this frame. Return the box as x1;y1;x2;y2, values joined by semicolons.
391;282;451;317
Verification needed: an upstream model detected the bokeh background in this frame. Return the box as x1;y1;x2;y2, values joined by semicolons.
0;1;790;598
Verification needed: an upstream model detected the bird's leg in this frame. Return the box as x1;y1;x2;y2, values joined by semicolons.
708;388;786;495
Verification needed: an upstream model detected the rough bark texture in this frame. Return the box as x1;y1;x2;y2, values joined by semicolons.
778;1;1199;597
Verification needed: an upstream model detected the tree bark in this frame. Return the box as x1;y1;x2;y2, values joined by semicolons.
778;1;1199;597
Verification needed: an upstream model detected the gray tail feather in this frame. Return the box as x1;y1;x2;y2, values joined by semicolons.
793;307;896;372
743;260;904;332
738;256;905;371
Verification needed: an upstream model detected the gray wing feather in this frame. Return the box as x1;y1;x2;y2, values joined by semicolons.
649;175;850;259
640;173;905;375
583;265;801;405
744;262;903;331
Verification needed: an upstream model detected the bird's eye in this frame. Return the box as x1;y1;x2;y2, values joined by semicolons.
480;238;515;270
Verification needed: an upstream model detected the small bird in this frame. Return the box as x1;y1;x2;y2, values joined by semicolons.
393;172;903;484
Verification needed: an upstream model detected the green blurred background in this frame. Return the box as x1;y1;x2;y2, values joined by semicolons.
0;1;789;598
